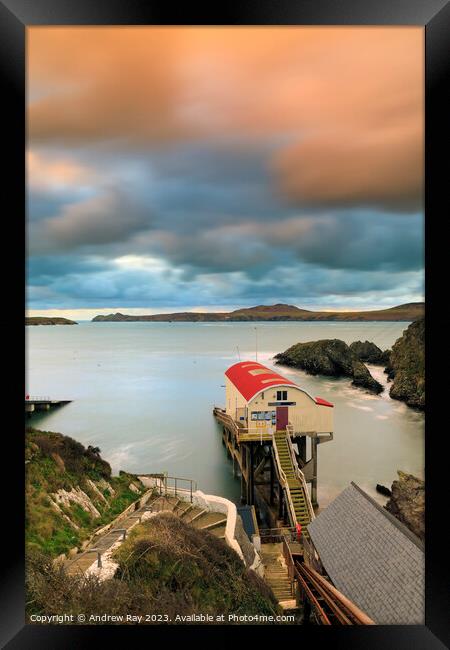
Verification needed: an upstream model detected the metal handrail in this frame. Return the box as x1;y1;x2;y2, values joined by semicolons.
163;476;197;502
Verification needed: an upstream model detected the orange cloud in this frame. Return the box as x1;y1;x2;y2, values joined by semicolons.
28;27;423;209
27;150;99;191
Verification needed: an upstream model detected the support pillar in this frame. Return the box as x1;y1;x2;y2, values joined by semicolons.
269;455;274;505
245;445;254;505
298;436;307;463
240;471;247;504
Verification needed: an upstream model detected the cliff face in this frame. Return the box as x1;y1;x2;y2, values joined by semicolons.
26;316;77;325
275;339;383;394
26;428;146;557
385;471;425;541
385;318;425;410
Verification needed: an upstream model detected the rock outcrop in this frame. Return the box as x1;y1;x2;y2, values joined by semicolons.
385;318;425;410
275;339;383;394
350;341;391;366
385;471;424;541
26;316;77;325
376;484;392;497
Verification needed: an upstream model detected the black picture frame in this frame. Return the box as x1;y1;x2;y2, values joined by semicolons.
2;0;449;647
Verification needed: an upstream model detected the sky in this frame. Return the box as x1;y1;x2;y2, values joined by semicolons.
27;27;424;318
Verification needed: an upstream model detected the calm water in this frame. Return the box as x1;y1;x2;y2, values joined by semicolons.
26;321;424;508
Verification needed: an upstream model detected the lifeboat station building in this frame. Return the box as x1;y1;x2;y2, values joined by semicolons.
224;361;333;437
214;361;334;514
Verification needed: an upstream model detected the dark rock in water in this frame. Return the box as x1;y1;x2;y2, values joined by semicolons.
350;340;391;366
376;483;392;497
384;318;424;410
274;338;383;394
385;471;424;541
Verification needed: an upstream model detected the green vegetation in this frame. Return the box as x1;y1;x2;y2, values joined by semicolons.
26;428;146;558
26;513;278;623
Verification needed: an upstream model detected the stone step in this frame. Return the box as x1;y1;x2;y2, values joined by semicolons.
191;512;226;530
182;507;205;523
179;503;194;519
209;525;227;538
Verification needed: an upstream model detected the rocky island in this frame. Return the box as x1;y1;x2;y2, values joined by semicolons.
385;318;425;410
349;340;391;365
92;302;424;323
26;316;78;326
274;339;383;394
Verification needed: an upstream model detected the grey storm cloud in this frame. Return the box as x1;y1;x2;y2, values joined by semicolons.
29;188;152;255
128;212;423;277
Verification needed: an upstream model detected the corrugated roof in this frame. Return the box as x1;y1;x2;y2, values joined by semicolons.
225;361;296;401
225;361;333;407
308;483;424;624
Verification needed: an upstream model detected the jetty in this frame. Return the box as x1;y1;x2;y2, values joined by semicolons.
25;395;72;416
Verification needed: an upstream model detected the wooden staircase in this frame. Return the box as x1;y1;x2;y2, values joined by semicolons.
273;432;312;535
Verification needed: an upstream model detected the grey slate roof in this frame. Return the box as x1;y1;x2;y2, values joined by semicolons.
308;482;424;625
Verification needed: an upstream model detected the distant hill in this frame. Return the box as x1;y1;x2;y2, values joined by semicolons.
92;302;424;323
26;316;78;326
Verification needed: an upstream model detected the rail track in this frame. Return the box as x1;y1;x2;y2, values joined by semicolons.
294;560;374;625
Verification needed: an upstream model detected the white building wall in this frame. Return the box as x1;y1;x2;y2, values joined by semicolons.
248;385;333;434
225;378;333;434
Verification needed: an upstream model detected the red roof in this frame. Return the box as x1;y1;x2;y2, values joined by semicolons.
225;361;297;402
225;361;333;408
314;396;334;408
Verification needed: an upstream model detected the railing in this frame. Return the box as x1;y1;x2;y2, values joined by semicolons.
64;524;133;571
271;437;298;529
282;536;297;598
215;407;286;442
25;395;50;402
161;476;197;503
286;435;315;522
260;527;296;544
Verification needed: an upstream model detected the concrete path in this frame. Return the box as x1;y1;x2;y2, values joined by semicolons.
63;494;228;578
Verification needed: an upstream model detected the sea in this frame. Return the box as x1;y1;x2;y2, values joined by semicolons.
26;321;424;509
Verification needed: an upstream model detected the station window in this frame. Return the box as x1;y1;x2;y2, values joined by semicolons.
277;390;288;401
